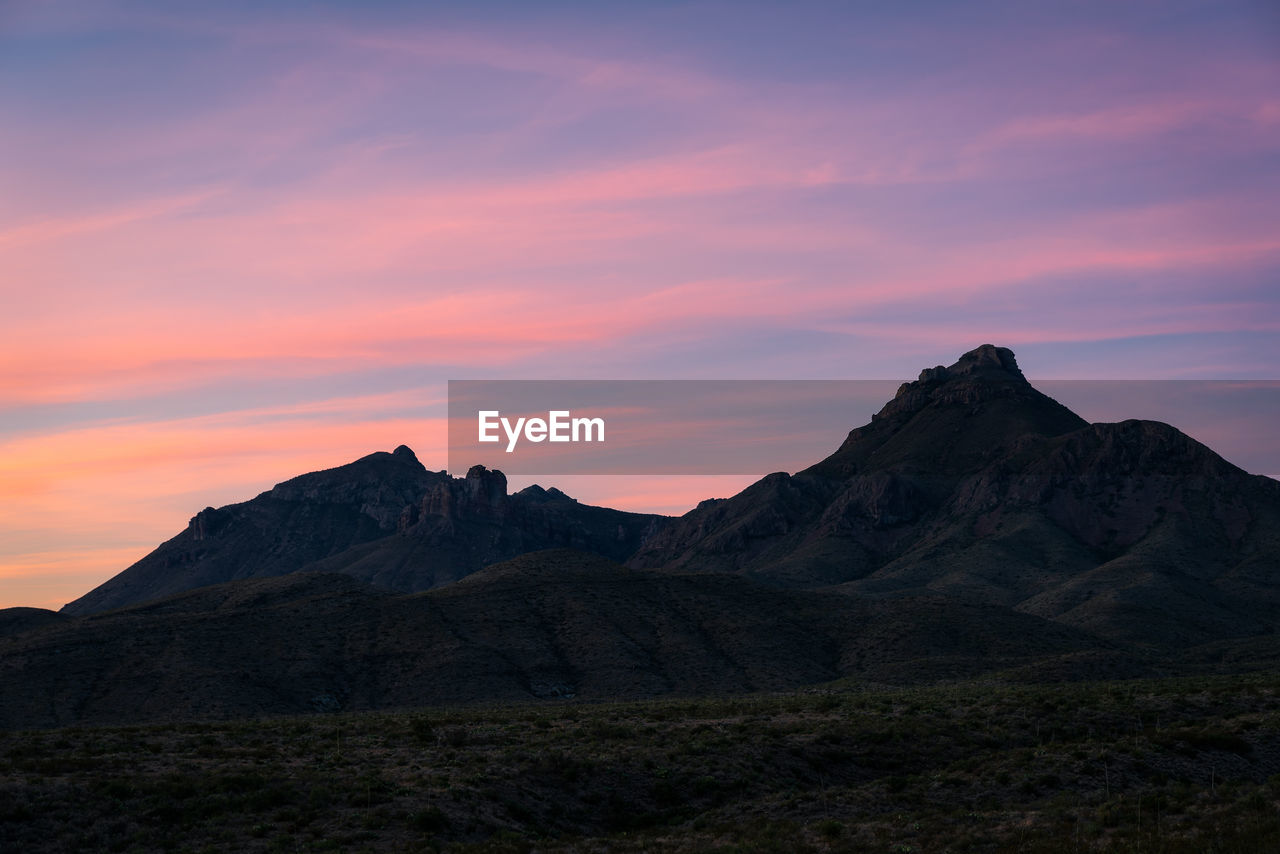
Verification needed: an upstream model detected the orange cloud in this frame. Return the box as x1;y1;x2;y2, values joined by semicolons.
0;548;155;612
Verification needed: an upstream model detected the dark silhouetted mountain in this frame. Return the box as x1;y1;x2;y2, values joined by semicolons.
1;551;1108;728
630;345;1280;649
62;447;665;615
24;344;1279;731
0;607;67;637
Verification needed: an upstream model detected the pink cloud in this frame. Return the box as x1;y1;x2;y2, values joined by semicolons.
0;188;224;247
813;302;1280;352
4;188;1274;405
982;99;1229;145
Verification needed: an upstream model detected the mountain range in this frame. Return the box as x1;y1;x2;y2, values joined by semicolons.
3;345;1277;728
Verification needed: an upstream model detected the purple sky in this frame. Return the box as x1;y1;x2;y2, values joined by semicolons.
2;0;1278;608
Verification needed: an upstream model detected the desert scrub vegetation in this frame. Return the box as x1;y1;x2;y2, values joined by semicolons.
0;673;1277;852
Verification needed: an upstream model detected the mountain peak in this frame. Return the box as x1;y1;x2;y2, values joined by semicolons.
914;344;1026;385
392;444;418;462
948;343;1024;379
803;345;1085;479
884;344;1037;419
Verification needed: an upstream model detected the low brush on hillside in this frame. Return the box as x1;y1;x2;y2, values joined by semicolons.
2;673;1278;852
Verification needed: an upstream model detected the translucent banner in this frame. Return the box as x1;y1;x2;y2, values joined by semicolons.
447;380;1280;477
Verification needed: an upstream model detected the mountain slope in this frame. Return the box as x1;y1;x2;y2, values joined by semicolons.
61;445;440;615
1;550;1107;728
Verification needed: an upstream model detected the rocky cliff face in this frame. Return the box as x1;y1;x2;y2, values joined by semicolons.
304;464;666;592
267;444;434;530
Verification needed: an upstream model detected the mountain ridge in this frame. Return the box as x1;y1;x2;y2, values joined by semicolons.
15;343;1275;729
62;453;667;615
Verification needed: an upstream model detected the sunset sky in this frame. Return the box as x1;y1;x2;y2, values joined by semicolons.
2;0;1279;610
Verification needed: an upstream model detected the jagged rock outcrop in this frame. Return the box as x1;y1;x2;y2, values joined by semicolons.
308;466;664;592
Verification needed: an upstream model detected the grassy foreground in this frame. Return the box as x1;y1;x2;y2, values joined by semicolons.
2;673;1278;853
